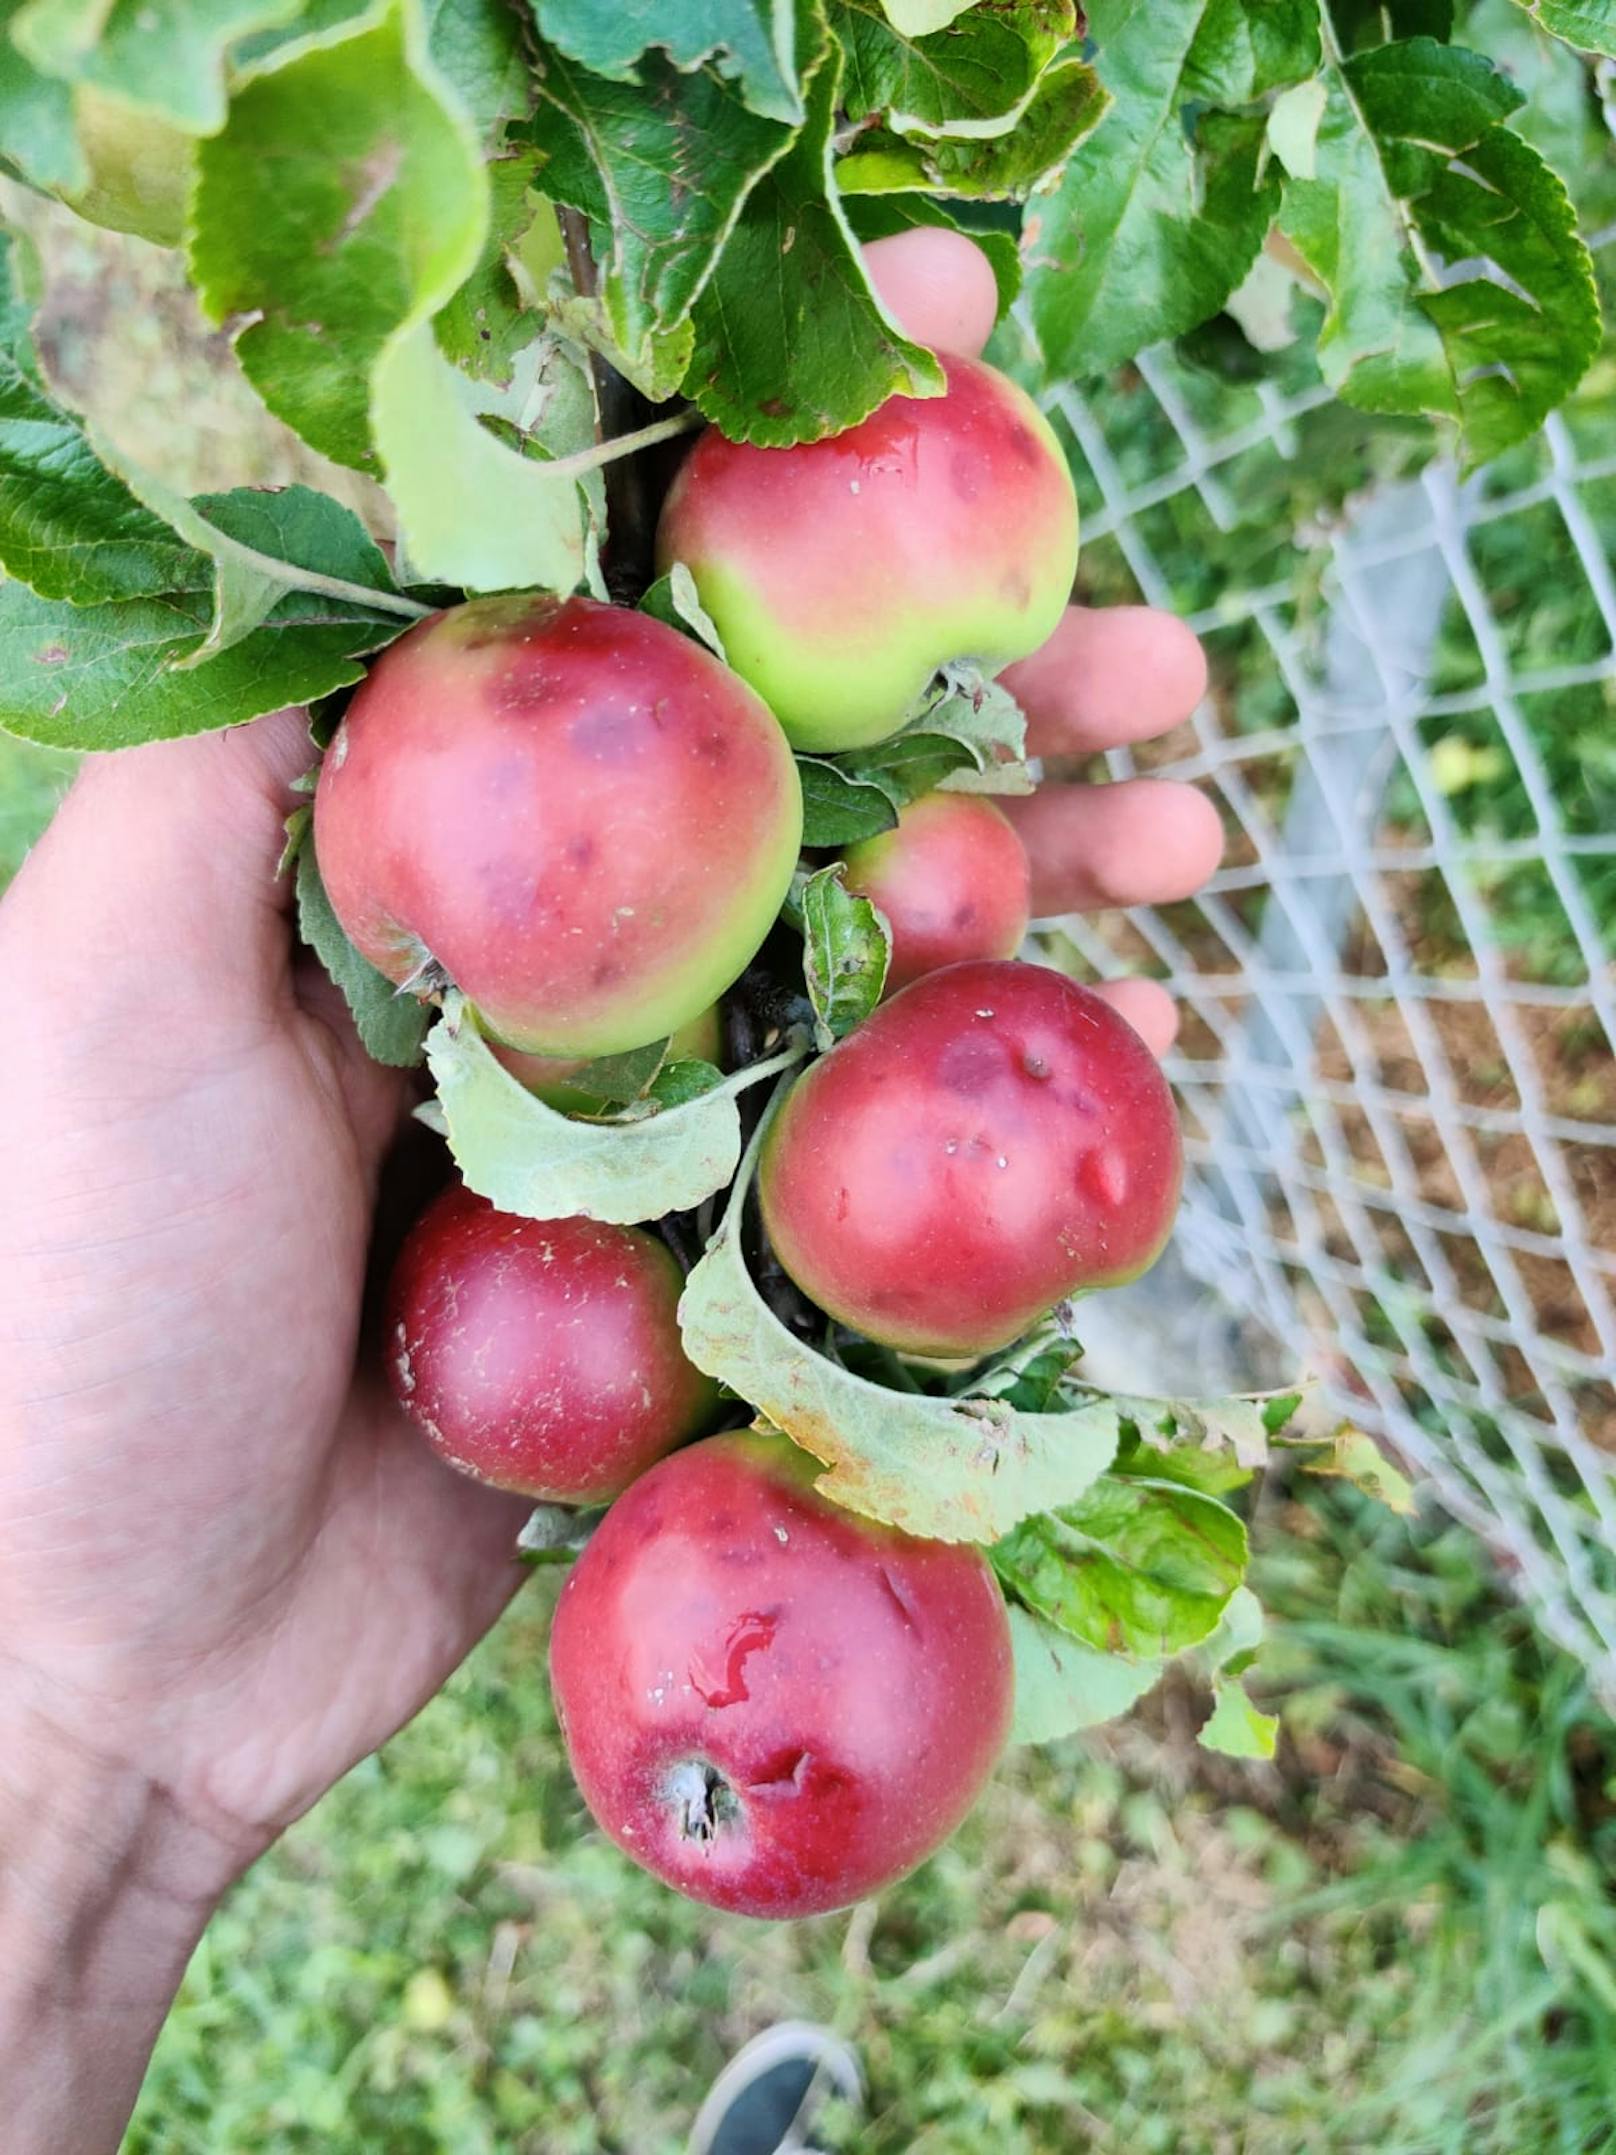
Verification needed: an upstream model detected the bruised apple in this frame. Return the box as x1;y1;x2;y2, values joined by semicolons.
493;1003;724;1116
313;595;802;1058
656;355;1078;752
549;1430;1012;1918
758;960;1182;1356
387;1187;715;1503
840;792;1030;995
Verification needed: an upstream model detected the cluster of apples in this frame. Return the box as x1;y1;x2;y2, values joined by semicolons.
313;357;1183;1919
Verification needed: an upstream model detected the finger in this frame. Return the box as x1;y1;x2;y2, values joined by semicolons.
1007;777;1224;915
1092;977;1179;1058
863;227;1000;358
1003;605;1208;758
1;710;312;1013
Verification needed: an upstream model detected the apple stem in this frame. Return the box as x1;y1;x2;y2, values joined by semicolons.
539;409;703;483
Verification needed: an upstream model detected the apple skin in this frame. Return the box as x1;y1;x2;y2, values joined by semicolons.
493;1002;724;1116
313;595;802;1058
549;1430;1012;1918
840;792;1030;995
656;355;1079;752
386;1186;716;1503
758;959;1182;1357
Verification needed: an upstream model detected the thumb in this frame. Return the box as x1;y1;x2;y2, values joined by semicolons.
0;710;313;1020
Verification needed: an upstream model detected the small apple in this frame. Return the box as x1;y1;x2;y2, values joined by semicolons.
758;959;1182;1356
387;1186;716;1503
656;354;1078;752
840;791;1030;995
549;1429;1013;1917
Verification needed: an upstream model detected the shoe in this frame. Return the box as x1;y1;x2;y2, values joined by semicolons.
686;2020;864;2155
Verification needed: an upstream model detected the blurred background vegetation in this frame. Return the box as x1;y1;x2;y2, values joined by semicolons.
1;3;1614;2148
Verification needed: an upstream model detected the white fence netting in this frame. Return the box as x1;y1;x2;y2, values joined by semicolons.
1025;318;1616;1705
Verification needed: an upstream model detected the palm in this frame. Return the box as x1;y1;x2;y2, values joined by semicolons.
0;718;526;1842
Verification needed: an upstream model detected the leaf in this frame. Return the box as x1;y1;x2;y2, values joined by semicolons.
1506;0;1616;54
0;2;82;192
423;998;800;1224
687;13;943;444
1097;1386;1300;1473
13;0;300;133
1027;0;1321;378
799;863;890;1044
1199;1677;1279;1760
990;1476;1248;1658
878;1;976;34
0;576;401;749
795;756;900;847
434;148;546;385
843;673;1031;804
530;1;803;123
639;563;727;657
677;1174;1120;1541
1194;1582;1265;1673
517;1500;604;1564
838;59;1108;201
836;0;1072;133
418;0;533;140
566;1038;669;1106
840;190;1021;317
1303;1424;1417;1514
1006;1605;1162;1745
296;841;432;1067
648;1057;725;1107
1275;38;1600;464
528;42;794;368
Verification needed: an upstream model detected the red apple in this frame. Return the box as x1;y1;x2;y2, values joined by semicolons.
840;792;1030;995
313;595;802;1058
549;1430;1012;1918
758;959;1182;1356
386;1187;716;1503
656;355;1079;752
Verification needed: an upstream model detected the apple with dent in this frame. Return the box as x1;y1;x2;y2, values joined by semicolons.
493;1003;724;1116
313;595;802;1058
758;959;1182;1357
656;355;1079;752
548;1429;1012;1918
387;1187;716;1503
840;792;1030;995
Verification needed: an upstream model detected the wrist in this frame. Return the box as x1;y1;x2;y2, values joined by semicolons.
0;1691;257;2154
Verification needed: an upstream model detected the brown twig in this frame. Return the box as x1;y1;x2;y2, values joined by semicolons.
556;204;662;600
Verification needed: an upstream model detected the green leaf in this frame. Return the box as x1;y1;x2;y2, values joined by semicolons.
795;756;900;847
837;59;1108;202
1276;37;1599;464
991;1476;1248;1658
566;1038;670;1105
0;1;82;191
0;576;394;748
434;148;546;384
639;563;727;656
677;1149;1120;1541
878;0;976;33
687;13;943;444
1194;1582;1265;1673
843;673;1031;805
517;1499;604;1564
13;0;299;134
529;43;794;370
799;863;890;1044
840;190;1021;317
1006;1605;1161;1745
1027;0;1321;378
418;0;533;140
423;998;800;1224
529;0;804;124
296;840;432;1067
1506;0;1616;54
1302;1424;1417;1513
648;1056;725;1107
1199;1676;1278;1760
836;0;1072;132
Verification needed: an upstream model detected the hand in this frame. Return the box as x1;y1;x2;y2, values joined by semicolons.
0;226;1217;2152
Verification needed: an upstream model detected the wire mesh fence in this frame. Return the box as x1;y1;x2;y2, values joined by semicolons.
1022;309;1616;1705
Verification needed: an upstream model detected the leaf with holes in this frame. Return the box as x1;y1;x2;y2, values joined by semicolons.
837;0;1072;134
1275;38;1599;464
837;58;1107;201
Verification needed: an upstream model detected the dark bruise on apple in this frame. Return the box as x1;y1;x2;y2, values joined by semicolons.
840;790;1031;995
313;594;802;1059
387;1187;717;1504
657;355;1080;752
758;959;1183;1357
548;1430;1013;1919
